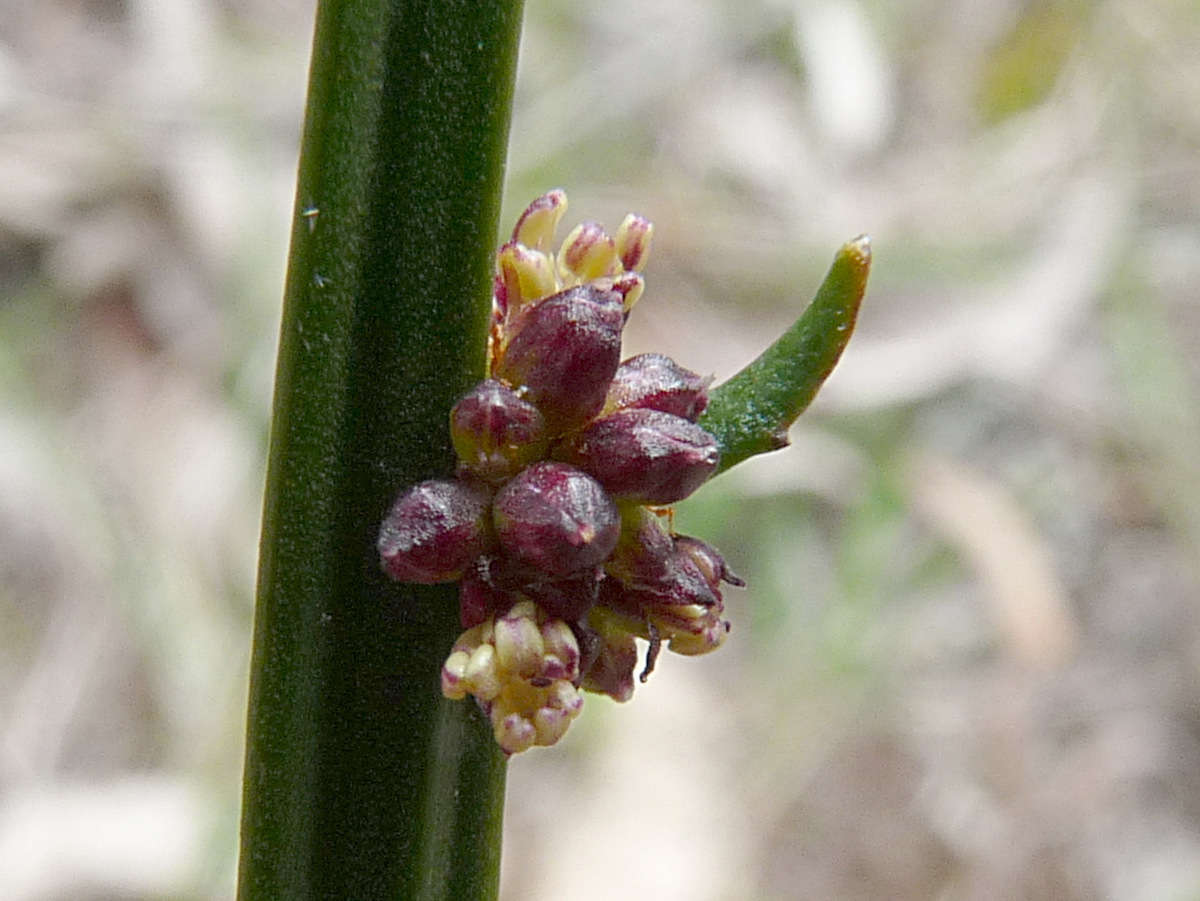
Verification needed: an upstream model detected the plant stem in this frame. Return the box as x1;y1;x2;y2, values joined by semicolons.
238;2;524;898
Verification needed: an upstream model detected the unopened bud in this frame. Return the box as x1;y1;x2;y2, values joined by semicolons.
464;642;502;700
532;705;572;747
441;650;471;699
635;590;730;656
578;619;638;702
450;379;548;483
674;535;745;588
521;569;602;622
604;353;711;421
556;408;720;505
378;480;491;583
494;285;624;434
614;213;653;272
496;241;557;309
608;272;644;312
604;506;675;588
494;602;547;677
494;710;537;754
558;220;619;281
459;566;502;629
540;619;582;682
512;189;568;251
654;550;721;609
489;661;584;753
492;462;620;577
604;546;719;614
665;617;730;656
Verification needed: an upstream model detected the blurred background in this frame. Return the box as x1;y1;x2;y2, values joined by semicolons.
2;0;1199;898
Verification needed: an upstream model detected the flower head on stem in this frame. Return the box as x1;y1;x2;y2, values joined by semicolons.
382;190;868;753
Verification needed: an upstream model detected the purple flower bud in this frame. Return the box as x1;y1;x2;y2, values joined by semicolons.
378;479;492;584
579;628;638;702
604;506;676;588
494;285;624;434
520;569;602;622
601;574;729;656
674;535;745;588
604;353;712;421
450;379;549;483
602;545;720;613
658;551;720;608
459;552;599;623
458;559;512;629
556;408;720;505
492;462;620;577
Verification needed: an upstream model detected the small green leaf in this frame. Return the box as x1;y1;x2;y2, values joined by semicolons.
699;236;871;475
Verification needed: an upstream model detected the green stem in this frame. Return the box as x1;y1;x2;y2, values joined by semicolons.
699;236;871;474
237;2;523;899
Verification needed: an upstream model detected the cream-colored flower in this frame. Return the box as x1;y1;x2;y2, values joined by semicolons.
440;600;584;753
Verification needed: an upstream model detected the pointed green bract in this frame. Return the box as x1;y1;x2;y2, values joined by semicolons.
698;236;872;475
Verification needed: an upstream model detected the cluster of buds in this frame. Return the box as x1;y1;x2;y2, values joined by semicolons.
441;601;584;754
378;190;744;753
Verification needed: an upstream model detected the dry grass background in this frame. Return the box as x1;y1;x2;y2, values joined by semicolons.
2;0;1199;898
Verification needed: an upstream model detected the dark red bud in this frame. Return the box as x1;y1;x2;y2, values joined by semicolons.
465;553;600;622
458;555;518;628
604;506;675;588
662;551;722;608
600;573;727;646
459;573;496;629
604;353;711;421
602;548;720;612
492;462;620;577
450;379;548;482
578;628;638;702
494;285;624;434
378;480;492;584
674;535;745;589
521;569;603;622
556;408;720;505
596;575;643;618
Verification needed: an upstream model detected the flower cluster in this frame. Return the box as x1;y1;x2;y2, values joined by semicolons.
378;190;744;753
